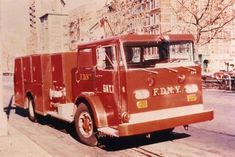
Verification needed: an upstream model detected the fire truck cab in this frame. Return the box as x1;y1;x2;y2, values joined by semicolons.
14;34;213;146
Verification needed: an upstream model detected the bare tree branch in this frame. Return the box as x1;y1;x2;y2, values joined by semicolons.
197;0;210;22
176;0;199;24
201;28;223;46
201;16;235;33
209;0;234;25
173;0;235;45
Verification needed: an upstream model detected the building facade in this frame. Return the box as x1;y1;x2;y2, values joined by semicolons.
68;0;162;46
68;0;235;73
28;0;68;53
167;0;235;73
40;13;69;52
69;2;106;50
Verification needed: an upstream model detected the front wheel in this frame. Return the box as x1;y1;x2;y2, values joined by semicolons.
74;103;98;146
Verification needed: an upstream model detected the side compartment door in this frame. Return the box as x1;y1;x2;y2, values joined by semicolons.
22;56;32;105
14;58;25;107
51;54;65;103
31;55;44;113
22;57;32;85
51;54;64;87
94;45;121;125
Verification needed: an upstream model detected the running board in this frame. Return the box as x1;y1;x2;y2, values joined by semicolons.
47;111;73;123
98;127;119;137
47;103;75;122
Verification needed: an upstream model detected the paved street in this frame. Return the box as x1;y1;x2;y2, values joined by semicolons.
1;76;235;157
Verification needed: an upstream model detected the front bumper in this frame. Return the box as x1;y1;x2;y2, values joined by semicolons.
118;109;213;136
98;104;213;137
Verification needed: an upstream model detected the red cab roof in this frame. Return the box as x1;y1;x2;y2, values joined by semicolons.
78;34;194;49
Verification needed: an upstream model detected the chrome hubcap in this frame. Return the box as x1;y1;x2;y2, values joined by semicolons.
78;112;93;138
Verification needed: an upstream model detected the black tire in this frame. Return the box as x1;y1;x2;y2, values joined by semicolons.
27;98;37;122
74;103;98;146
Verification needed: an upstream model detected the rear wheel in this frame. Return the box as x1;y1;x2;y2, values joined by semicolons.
74;103;98;146
28;98;37;122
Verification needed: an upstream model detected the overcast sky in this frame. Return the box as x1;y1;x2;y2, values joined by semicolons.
1;0;107;38
0;0;106;33
1;0;28;38
0;0;107;56
64;0;107;13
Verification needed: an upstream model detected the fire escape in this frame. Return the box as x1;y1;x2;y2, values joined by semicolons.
29;0;37;53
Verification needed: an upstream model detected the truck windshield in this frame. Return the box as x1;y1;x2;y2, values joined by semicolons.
123;41;194;69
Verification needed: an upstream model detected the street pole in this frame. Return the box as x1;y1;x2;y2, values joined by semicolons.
0;64;8;136
0;0;8;135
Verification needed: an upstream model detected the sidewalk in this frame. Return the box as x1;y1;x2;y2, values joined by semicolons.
0;123;52;157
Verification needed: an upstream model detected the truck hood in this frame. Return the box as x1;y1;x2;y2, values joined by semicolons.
124;65;203;114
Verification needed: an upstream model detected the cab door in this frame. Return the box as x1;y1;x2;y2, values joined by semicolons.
94;45;121;125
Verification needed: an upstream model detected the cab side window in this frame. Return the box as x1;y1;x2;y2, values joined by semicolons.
96;46;116;70
78;48;93;68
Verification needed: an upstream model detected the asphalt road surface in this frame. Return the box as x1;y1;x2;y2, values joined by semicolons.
2;76;235;157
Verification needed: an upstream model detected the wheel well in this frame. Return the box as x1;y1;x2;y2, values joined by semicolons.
75;97;93;115
75;95;108;128
26;91;34;100
26;92;35;109
75;97;96;125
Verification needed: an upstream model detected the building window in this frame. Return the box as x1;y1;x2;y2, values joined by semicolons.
150;14;154;25
155;0;160;9
150;0;154;10
155;13;159;25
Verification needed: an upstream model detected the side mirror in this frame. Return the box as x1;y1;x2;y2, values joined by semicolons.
96;60;106;70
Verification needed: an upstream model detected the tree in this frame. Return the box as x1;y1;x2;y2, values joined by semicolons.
171;0;235;45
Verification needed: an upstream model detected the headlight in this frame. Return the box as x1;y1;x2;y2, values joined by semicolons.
184;84;198;93
134;89;150;100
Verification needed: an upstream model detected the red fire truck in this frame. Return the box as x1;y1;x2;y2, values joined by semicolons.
14;34;213;146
